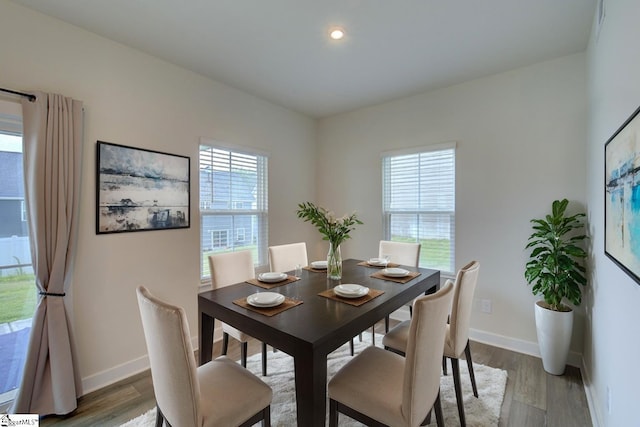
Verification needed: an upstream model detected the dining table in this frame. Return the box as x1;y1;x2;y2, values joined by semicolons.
198;258;440;427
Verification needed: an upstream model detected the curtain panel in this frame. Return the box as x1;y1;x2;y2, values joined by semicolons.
11;92;83;415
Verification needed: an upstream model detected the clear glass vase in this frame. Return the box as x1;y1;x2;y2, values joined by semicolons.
327;241;342;280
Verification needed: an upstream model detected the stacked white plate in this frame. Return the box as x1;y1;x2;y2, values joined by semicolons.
258;272;288;283
247;292;285;308
367;258;388;267
334;284;369;298
381;268;410;278
311;260;328;269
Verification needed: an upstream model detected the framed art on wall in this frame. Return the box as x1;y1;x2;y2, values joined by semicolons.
96;141;190;234
604;105;640;285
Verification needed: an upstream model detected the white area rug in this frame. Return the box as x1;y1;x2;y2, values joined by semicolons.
121;335;507;426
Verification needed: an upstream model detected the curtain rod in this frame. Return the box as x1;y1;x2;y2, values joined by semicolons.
0;87;36;102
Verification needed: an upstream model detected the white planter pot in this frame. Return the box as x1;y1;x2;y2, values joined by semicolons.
534;301;573;375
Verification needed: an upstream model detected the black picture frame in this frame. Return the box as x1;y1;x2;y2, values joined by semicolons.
96;141;190;234
604;105;640;285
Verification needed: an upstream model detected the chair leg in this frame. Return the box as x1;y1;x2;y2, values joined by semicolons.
262;405;271;427
358;332;363;342
241;341;248;368
350;338;355;356
442;356;447;375
262;341;268;376
221;332;229;355
329;399;339;427
371;326;376;345
451;358;466;427
420;390;443;427
465;340;478;397
434;390;444;427
409;304;413;317
155;405;164;427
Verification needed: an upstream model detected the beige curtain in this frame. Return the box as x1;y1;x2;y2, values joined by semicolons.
11;92;83;415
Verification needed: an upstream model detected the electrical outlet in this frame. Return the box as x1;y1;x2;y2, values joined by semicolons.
481;299;492;314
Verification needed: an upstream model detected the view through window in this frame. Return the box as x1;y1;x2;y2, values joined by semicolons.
199;144;268;279
0;107;35;406
382;143;456;275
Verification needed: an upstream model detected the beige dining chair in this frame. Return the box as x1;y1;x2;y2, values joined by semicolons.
375;240;421;340
328;281;454;427
209;250;269;376
383;260;480;427
136;286;272;427
268;242;308;273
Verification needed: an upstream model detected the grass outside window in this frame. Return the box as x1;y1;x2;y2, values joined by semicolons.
0;274;36;324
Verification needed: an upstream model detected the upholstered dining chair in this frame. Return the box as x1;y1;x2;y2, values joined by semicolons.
268;242;308;273
136;286;272;427
383;260;481;427
209;250;269;376
377;240;421;338
328;281;454;427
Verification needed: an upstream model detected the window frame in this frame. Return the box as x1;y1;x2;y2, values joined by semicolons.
381;142;456;275
199;140;269;280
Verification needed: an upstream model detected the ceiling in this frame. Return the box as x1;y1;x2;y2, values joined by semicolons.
11;0;596;118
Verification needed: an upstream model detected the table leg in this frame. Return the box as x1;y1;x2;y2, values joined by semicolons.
199;312;214;365
294;350;328;426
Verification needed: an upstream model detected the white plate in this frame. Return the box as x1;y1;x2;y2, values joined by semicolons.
382;268;410;278
334;284;369;298
258;272;288;283
367;258;388;266
247;292;285;307
311;260;328;269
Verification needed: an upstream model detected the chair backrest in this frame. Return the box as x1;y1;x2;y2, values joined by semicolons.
402;281;455;425
208;250;255;289
448;260;480;356
378;240;421;267
268;242;308;272
136;286;201;427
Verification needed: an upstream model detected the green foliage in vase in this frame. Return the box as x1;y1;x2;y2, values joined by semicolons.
296;202;363;247
524;199;588;311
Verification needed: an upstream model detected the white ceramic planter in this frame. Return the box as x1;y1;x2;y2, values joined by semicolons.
534;301;573;375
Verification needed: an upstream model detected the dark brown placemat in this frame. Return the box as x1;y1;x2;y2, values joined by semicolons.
233;296;303;316
370;270;421;284
357;261;400;268
246;275;300;289
303;266;327;273
317;288;385;307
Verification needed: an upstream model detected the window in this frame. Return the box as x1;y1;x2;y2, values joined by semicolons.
0;100;35;407
199;143;268;279
382;143;455;275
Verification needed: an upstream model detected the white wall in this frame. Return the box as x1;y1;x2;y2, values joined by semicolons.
318;54;588;359
0;1;317;393
585;0;640;425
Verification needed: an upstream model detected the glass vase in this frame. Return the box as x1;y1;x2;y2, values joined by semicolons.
327;241;342;280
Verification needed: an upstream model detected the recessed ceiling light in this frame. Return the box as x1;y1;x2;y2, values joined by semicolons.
329;27;345;40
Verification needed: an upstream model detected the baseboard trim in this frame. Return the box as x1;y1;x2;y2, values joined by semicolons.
468;328;582;368
580;358;602;427
80;333;212;395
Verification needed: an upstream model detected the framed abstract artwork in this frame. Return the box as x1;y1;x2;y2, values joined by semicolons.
96;141;190;234
604;105;640;284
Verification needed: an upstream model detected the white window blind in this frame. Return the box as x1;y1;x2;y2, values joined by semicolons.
382;144;455;274
199;144;268;279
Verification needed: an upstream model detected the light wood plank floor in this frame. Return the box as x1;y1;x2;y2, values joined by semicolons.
40;324;592;426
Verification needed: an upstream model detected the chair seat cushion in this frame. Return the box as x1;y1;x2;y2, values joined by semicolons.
382;320;410;353
198;356;272;427
328;346;406;426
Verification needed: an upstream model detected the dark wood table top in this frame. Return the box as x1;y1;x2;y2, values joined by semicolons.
198;258;440;358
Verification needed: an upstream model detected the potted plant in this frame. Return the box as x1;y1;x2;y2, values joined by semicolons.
524;198;587;375
296;202;363;280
